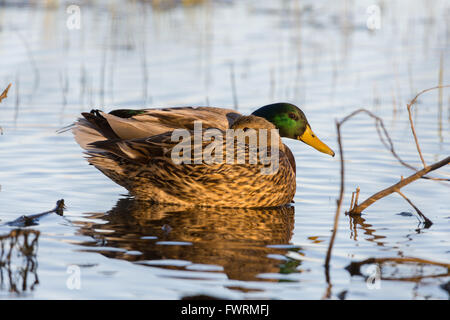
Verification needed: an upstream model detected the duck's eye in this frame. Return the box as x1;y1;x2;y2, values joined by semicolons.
243;127;249;132
288;113;298;120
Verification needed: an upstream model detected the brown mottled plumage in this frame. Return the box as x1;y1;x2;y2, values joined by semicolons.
72;106;297;207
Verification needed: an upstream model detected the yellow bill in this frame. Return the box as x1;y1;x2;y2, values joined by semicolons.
298;125;335;157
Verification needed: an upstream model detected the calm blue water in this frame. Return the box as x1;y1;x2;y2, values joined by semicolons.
0;0;449;299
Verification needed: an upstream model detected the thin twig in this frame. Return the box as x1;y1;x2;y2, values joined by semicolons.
407;105;426;168
323;120;345;296
324;86;449;299
0;83;11;103
396;190;432;227
343;86;450;216
0;83;12;135
349;191;355;211
337;108;448;180
354;187;360;208
406;85;450;168
343;109;415;170
349;156;449;215
2;199;65;227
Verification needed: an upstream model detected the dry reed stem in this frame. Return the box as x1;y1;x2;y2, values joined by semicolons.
337;108;448;181
406;84;450;168
349;155;449;215
349;85;450;214
324;86;449;296
0;83;12;135
354;187;360;207
0;83;11;103
350;191;355;210
396;190;432;226
342;109;416;170
324;120;345;277
1;199;65;227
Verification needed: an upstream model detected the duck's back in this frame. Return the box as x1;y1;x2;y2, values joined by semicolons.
73;107;242;150
71;106;296;207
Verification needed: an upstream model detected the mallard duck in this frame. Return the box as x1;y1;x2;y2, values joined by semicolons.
72;103;334;207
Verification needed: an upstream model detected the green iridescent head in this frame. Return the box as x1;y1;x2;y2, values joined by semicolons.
252;103;334;156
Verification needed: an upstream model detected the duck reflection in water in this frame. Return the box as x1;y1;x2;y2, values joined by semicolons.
74;198;300;282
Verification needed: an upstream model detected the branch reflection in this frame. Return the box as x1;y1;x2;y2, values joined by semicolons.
0;229;40;295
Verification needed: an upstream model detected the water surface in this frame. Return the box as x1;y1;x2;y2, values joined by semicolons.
0;0;449;299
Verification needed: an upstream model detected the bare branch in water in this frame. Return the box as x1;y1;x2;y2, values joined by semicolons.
0;83;11;104
349;156;449;215
0;83;12;135
336;108;448;181
324;120;345;282
343;85;450;216
348;85;450;214
406;85;450;168
396;190;432;227
324;86;449;298
2;199;65;227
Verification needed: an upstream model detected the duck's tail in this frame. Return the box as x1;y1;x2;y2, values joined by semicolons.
71;109;119;151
